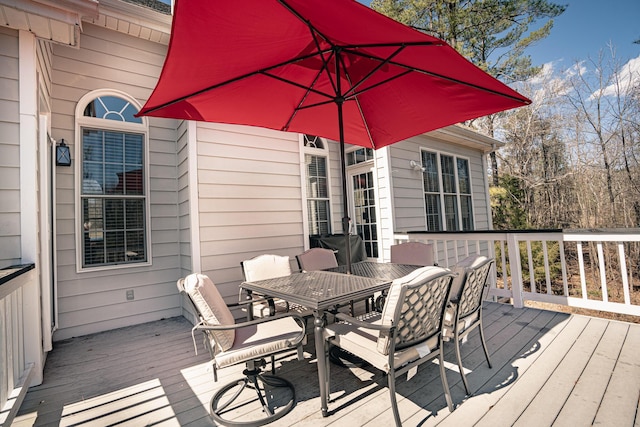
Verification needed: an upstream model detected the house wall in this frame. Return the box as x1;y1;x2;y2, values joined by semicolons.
389;133;491;232
195;123;306;305
50;23;181;340
0;27;21;268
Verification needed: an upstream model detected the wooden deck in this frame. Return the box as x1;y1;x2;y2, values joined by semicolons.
13;302;640;426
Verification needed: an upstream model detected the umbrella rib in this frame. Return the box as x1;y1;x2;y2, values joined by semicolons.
344;48;530;104
341;45;407;99
140;49;333;115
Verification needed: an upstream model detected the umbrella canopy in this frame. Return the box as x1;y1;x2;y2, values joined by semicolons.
138;0;530;269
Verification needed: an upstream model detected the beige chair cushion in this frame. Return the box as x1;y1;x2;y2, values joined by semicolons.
183;273;235;352
215;316;304;368
324;314;439;373
242;254;292;281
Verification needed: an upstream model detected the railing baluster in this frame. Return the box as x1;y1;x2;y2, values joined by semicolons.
577;242;588;300
500;240;507;291
543;240;551;295
618;243;631;305
560;240;569;297
527;241;535;293
597;243;608;303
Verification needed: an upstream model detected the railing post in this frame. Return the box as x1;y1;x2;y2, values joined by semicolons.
506;233;524;308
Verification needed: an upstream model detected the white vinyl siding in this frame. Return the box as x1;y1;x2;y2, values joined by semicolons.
0;27;21;268
51;23;180;340
195;123;305;306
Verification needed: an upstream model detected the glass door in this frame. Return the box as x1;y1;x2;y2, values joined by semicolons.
350;168;379;259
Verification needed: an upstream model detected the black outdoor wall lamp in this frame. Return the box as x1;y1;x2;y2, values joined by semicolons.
56;139;71;167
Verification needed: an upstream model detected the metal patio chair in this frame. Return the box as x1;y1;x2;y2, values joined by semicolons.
390;241;435;266
323;266;456;425
295;247;338;271
178;273;306;427
241;254;294;319
444;255;495;395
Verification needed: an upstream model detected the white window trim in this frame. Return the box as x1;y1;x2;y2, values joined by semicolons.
74;89;152;272
300;135;333;243
420;148;476;231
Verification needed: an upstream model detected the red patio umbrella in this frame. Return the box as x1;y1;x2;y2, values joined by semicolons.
138;0;530;271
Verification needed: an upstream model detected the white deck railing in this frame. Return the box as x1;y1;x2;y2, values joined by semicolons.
0;264;37;426
394;229;640;317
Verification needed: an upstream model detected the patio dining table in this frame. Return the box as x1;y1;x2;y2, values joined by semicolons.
240;261;421;417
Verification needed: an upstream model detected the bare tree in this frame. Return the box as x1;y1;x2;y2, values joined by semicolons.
563;47;640;227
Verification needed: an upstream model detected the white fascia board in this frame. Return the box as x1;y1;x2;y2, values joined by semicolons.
429;124;504;153
96;0;171;36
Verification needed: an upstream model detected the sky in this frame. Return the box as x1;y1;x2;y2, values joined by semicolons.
524;0;639;67
355;0;640;67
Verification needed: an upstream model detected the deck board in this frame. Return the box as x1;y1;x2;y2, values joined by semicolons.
13;303;640;427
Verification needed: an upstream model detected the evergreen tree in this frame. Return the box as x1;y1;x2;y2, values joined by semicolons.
371;0;566;184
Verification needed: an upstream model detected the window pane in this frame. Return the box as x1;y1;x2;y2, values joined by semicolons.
457;158;471;195
421;151;439;192
126;230;146;261
347;147;373;165
125;199;145;229
83;163;104;194
441;155;456;193
105;199;124;230
307;200;330;235
105;163;124;194
82;197;147;266
303;134;324;149
425;194;442;231
83;129;103;162
125;133;144;164
104;132;124;163
83;95;142;124
461;195;474;230
444;195;459;231
105;230;125;263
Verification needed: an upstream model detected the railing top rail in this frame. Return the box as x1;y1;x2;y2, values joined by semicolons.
404;229;563;235
398;229;640;242
0;263;35;287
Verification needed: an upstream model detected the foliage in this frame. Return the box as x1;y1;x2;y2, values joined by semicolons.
490;174;529;229
370;0;566;83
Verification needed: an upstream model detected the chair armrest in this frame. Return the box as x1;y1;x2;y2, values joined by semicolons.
195;312;306;336
333;312;393;332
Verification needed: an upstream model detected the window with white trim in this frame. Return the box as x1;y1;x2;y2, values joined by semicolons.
304;135;331;235
421;150;474;231
77;93;149;268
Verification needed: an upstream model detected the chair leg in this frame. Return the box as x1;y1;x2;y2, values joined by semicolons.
479;320;492;368
210;367;296;427
387;373;402;427
439;349;455;412
454;331;471;395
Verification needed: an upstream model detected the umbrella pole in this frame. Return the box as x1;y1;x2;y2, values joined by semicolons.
335;50;352;274
339;124;352;274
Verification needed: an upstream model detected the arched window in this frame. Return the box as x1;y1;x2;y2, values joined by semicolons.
75;91;150;270
303;135;331;235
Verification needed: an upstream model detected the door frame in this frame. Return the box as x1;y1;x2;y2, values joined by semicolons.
347;162;381;260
